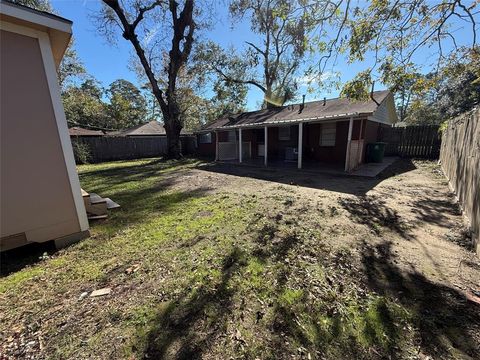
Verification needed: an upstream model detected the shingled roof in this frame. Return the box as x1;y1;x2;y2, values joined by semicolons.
111;121;192;136
69;127;104;136
201;90;392;131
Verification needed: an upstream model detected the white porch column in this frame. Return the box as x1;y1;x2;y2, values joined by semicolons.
215;130;219;161
358;119;364;164
345;117;354;171
298;122;303;169
239;128;243;163
264;126;268;166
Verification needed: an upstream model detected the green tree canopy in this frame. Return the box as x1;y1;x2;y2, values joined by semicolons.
200;0;335;108
62;79;109;130
403;50;480;125
331;0;479;100
106;79;148;129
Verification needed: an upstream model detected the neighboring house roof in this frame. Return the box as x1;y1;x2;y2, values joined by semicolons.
111;121;192;136
0;0;72;67
69;127;104;136
200;90;396;132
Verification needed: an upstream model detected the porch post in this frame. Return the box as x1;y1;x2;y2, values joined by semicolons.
358;119;364;164
298;122;303;169
264;126;268;166
239;128;243;163
215;130;219;161
345;117;354;171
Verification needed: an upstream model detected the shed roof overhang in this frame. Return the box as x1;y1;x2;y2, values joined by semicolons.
0;1;72;67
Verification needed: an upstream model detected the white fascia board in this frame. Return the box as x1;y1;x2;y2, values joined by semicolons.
0;1;71;34
38;31;89;231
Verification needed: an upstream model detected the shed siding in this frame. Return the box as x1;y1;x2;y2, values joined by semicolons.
0;30;80;248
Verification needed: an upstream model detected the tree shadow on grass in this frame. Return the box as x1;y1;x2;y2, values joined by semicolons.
360;240;480;359
244;211;404;358
340;196;414;239
410;196;462;227
140;247;246;359
2;158;212;277
79;158;195;192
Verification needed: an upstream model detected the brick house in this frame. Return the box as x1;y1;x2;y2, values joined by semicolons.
196;90;398;172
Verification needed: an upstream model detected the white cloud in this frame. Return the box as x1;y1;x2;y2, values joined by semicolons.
297;71;334;85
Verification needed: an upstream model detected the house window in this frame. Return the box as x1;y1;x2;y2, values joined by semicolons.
256;129;264;142
227;130;236;142
320;123;336;146
278;126;290;140
199;132;212;144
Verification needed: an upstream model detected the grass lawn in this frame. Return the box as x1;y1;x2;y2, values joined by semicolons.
1;158;479;359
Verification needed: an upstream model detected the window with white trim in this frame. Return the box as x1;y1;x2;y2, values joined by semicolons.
278;126;290;140
199;132;212;144
319;123;336;146
227;130;236;142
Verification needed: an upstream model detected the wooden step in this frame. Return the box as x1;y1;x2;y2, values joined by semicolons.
87;214;108;220
89;193;107;205
85;193;107;216
82;189;120;220
104;198;120;210
86;203;107;216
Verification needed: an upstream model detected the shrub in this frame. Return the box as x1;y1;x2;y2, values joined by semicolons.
72;140;91;164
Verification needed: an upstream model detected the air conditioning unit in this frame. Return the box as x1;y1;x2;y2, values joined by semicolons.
285;147;298;161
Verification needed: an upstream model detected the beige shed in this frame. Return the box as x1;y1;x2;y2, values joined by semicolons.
0;1;89;251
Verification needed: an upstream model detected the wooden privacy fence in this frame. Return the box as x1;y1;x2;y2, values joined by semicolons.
71;136;196;163
379;125;441;158
440;108;479;255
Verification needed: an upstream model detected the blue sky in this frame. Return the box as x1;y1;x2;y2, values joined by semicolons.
51;0;475;110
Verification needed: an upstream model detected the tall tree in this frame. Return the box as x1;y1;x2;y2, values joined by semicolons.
62;79;109;130
201;0;328;108
323;0;479;99
99;0;197;158
176;78;247;131
404;50;480;124
106;79;148;129
141;82;162;122
208;78;247;121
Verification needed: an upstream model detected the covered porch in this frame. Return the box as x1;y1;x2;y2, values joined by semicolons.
214;116;369;173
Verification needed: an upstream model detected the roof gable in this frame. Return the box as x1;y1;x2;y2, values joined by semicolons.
0;0;72;67
121;121;166;136
113;121;192;136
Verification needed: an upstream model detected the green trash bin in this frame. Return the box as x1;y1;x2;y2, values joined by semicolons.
366;142;386;163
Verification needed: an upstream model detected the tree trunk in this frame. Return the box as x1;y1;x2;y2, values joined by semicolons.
164;117;182;159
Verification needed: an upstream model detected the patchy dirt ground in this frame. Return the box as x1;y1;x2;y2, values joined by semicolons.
162;160;479;289
1;158;479;359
